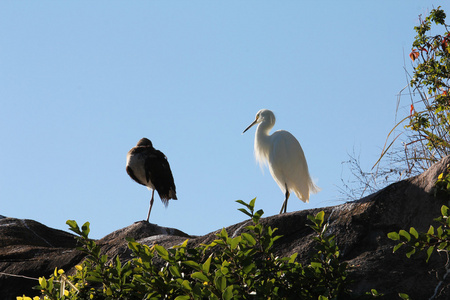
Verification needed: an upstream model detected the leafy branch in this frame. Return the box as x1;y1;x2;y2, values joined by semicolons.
20;199;369;300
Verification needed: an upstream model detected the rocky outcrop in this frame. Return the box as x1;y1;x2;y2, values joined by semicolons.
0;219;85;298
1;156;450;299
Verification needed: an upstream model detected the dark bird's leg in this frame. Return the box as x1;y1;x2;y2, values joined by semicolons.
146;190;155;222
280;184;290;214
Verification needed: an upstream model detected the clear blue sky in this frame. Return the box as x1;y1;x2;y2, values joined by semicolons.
1;1;448;239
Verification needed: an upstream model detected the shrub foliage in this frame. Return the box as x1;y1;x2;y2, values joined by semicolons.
379;6;450;175
19;199;357;300
389;204;450;263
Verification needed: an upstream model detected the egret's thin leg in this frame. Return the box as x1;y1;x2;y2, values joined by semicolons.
146;190;155;222
280;185;290;214
284;191;290;213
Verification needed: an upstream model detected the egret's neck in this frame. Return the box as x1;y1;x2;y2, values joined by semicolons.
255;121;272;141
254;122;273;165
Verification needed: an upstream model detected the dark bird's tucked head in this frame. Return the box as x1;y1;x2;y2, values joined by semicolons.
136;138;153;148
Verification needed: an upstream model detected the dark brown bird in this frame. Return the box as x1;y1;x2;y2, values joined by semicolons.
126;138;177;221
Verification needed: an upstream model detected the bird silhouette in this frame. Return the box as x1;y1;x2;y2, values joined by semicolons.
243;109;320;213
126;138;177;221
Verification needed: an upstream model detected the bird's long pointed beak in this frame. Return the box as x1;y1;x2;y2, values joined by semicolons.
243;119;258;134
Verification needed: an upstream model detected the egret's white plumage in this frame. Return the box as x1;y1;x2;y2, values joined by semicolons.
243;109;320;213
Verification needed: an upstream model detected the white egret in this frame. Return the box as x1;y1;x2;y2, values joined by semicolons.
126;138;177;221
243;109;320;214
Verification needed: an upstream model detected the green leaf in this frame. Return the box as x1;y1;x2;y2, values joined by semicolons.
237;208;252;218
249;198;256;210
406;248;416;258
388;232;400;241
252;215;260;224
183;260;201;271
222;285;234;300
81;222;90;236
115;255;122;271
399;230;411;241
128;241;142;254
398;293;410;299
214;274;226;292
175;296;191;300
66;220;82;235
39;277;47;289
86;275;103;283
202;254;212;274
241;233;256;246
393;243;403;253
437;226;444;238
426;246;435;262
235;199;248;207
409;227;419;239
242;262;255;274
100;254;108;264
310;262;322;269
229;236;241;250
66;220;79;230
176;239;189;249
441;205;449;217
169;266;181;277
218;228;228;239
289;252;298;263
221;260;230;274
191;271;209;282
316;211;325;226
438;242;448;250
272;235;282;243
428;226;435;235
236;198;256;216
155;245;169;258
181;280;192;291
212;239;226;246
47;277;54;292
254;209;264;218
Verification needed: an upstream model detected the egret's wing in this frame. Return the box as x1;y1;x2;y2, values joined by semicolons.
270;130;310;201
270;131;306;172
268;131;293;191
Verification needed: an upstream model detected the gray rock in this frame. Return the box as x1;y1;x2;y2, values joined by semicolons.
1;155;450;299
0;219;85;298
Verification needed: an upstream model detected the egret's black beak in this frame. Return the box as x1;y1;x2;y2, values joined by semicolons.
243;119;258;134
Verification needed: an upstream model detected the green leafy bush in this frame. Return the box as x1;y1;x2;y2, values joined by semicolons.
19;199;362;300
389;204;450;263
434;163;450;196
406;7;450;162
379;7;450;175
387;203;450;300
342;7;450;202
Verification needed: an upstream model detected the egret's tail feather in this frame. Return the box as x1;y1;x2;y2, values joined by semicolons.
291;177;320;204
309;180;321;194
